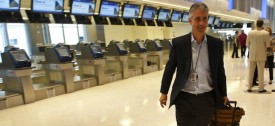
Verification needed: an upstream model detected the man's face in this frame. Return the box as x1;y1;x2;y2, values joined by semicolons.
189;9;208;34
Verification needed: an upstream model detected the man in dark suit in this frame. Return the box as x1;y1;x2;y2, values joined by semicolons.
159;2;228;126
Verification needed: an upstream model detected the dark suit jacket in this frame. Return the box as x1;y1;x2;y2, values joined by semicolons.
161;33;227;108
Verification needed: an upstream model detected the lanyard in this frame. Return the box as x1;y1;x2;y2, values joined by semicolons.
191;42;202;72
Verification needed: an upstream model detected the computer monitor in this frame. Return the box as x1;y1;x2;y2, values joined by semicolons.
171;10;181;22
0;49;31;68
90;45;102;53
10;51;29;61
90;45;103;58
213;17;220;26
99;0;120;17
221;22;226;28
181;12;189;22
157;8;171;21
56;47;70;57
122;3;140;19
142;6;157;20
155;40;162;47
117;43;126;50
137;42;145;48
31;0;64;14
226;23;231;28
208;15;215;25
71;0;96;15
0;0;21;12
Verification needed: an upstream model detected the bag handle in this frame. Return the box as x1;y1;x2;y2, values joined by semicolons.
214;101;237;125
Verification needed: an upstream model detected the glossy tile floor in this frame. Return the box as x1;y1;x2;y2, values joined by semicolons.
1;52;275;126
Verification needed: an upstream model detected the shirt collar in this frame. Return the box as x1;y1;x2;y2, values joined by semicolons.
191;34;207;44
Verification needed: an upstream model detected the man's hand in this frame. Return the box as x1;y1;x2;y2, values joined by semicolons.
159;94;167;108
223;96;229;105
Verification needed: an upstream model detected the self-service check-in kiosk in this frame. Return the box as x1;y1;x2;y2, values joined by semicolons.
0;47;35;110
161;39;172;64
128;41;148;76
33;46;74;101
104;42;128;81
75;43;102;87
146;39;163;71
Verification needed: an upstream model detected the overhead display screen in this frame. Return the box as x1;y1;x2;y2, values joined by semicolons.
0;0;20;11
142;6;157;20
181;12;189;22
99;0;120;17
71;0;95;15
213;17;220;25
208;15;215;25
171;10;181;22
122;3;140;19
157;8;171;21
32;0;64;13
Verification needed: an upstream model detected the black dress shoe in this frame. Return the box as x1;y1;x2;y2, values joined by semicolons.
247;89;252;92
259;90;267;93
236;57;240;58
272;89;275;92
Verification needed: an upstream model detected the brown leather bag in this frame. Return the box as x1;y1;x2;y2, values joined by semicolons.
210;101;245;126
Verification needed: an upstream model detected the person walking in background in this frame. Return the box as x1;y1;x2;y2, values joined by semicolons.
159;2;228;126
246;19;270;93
232;31;240;58
239;30;247;57
266;27;274;85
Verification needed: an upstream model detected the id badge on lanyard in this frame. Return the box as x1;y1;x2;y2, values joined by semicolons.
191;72;198;83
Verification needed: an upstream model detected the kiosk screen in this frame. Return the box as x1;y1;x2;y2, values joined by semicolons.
117;44;126;50
10;51;29;61
137;42;145;48
91;46;102;53
56;48;70;56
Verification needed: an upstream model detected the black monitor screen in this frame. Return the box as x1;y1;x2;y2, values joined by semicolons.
117;44;126;50
0;0;21;11
90;45;102;53
221;22;226;28
229;23;234;28
171;10;181;22
181;12;189;22
142;6;157;20
99;0;120;17
137;42;145;48
208;16;215;25
213;17;220;26
226;23;231;28
10;51;29;61
157;8;171;21
32;0;64;14
71;0;95;15
122;3;140;19
56;48;70;57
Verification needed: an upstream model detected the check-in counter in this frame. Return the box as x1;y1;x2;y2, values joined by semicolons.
32;46;74;101
77;43;105;85
146;40;163;71
104;42;128;81
128;41;147;76
0;47;34;110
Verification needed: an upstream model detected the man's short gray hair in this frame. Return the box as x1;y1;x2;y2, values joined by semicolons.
188;2;209;20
